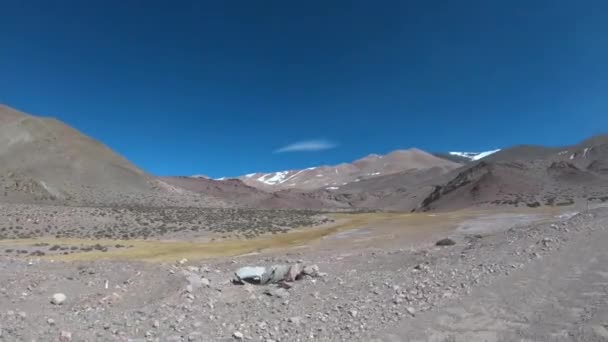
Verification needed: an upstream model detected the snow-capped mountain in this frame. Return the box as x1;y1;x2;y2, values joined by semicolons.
236;148;462;191
449;149;501;161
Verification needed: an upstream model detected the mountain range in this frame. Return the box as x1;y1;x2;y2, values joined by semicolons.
235;149;461;191
1;104;607;212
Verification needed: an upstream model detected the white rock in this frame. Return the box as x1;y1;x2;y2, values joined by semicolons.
186;266;199;273
302;264;320;276
349;310;358;318
51;293;67;305
59;331;72;341
47;318;56;325
201;278;211;287
288;316;302;325
406;307;416;316
233;331;244;339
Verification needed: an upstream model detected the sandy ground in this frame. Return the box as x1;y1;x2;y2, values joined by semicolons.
0;205;606;341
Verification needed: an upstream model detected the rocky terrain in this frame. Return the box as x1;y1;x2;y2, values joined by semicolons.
0;205;606;341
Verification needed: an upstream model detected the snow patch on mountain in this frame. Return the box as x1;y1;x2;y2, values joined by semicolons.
257;171;289;185
449;149;501;161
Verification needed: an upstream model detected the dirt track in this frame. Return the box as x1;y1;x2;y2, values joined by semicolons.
375;210;608;342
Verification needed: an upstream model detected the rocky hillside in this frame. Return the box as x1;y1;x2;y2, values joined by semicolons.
416;135;608;212
0;105;226;207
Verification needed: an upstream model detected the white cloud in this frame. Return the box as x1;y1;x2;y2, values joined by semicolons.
274;139;337;153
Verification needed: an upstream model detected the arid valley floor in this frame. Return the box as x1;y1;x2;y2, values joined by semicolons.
2;202;608;342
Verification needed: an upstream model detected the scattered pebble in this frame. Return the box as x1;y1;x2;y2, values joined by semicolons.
51;293;67;305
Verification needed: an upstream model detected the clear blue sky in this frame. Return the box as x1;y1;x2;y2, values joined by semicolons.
1;1;606;177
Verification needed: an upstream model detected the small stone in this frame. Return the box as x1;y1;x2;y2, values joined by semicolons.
348;310;358;318
59;331;72;341
188;332;202;341
233;331;244;339
47;318;56;325
18;311;27;319
278;281;293;289
264;287;290;299
186;275;203;291
186;266;199;273
406;307;416;316
201;278;211;287
286;263;303;282
243;283;254;293
179;258;188;265
51;293;67;305
435;238;456;246
288;316;302;325
302;265;320;276
152;320;160;328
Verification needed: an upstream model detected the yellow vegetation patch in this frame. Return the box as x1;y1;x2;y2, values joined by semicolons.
0;206;561;263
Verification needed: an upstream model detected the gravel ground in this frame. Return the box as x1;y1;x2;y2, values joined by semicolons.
0;208;606;341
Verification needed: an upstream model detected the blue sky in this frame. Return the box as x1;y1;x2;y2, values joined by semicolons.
1;1;607;177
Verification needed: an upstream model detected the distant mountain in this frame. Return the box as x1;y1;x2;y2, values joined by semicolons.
161;176;349;209
415;135;608;212
235;148;462;191
0;104;226;207
8;102;603;213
